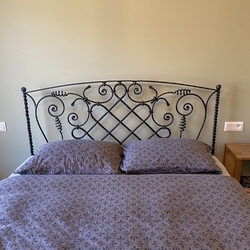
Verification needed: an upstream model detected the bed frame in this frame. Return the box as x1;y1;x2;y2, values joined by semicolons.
21;80;221;155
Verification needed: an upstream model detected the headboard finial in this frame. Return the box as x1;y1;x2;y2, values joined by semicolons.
21;87;27;93
216;84;221;90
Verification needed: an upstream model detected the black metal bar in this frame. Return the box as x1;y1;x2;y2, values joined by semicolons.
25;80;216;94
21;87;34;155
211;84;221;155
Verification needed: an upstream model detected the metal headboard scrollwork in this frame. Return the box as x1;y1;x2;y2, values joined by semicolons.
21;80;221;156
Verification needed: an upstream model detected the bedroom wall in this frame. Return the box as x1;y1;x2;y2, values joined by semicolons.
1;0;250;179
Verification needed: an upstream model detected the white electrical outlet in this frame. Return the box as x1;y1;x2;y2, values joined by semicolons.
0;122;7;131
224;122;244;132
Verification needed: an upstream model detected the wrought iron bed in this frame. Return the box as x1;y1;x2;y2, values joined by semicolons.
2;80;250;249
21;80;221;155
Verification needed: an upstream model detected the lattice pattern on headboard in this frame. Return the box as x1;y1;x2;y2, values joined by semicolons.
21;80;221;155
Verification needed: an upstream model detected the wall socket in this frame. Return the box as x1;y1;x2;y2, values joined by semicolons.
224;121;244;132
0;122;7;131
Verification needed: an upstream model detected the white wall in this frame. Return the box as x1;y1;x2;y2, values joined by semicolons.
1;0;250;179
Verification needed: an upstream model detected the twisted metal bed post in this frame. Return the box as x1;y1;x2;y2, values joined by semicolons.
211;84;221;155
21;87;34;156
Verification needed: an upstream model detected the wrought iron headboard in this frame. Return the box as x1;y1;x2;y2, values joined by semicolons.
21;80;221;156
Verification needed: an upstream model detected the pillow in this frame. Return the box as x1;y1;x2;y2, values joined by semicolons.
121;138;221;174
15;140;123;175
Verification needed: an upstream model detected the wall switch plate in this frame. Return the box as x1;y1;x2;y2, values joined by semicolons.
0;122;7;131
224;121;244;131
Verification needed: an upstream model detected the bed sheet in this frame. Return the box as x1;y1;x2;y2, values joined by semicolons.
0;174;249;249
212;156;229;176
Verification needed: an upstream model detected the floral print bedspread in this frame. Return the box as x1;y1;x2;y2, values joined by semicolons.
0;174;250;250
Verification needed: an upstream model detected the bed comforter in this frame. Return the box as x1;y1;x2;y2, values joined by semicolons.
0;174;250;250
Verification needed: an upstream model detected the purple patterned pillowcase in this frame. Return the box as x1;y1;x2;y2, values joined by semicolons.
15;140;123;175
121;138;221;174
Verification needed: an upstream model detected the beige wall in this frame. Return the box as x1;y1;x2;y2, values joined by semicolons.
1;0;250;179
